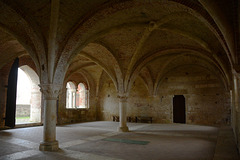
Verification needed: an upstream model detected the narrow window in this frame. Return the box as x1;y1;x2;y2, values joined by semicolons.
66;82;76;108
76;83;88;108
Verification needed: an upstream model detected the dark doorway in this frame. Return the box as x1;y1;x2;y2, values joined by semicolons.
5;58;19;128
173;95;186;123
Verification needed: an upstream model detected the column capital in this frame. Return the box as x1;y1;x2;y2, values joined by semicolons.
39;83;62;100
117;95;128;102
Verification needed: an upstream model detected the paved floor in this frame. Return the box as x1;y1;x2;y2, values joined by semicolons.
0;121;239;160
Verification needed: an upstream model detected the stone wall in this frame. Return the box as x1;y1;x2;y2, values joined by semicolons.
157;66;231;126
16;105;30;117
98;81;119;121
57;73;97;125
98;66;231;126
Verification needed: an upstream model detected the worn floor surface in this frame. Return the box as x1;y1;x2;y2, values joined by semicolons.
0;121;239;160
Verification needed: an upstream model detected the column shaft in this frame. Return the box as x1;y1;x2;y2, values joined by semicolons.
118;96;129;132
39;84;61;151
43;99;57;142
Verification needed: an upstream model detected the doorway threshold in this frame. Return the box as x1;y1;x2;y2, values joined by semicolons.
0;123;42;130
15;122;42;128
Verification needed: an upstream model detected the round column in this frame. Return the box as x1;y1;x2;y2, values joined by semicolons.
39;84;61;151
118;95;129;132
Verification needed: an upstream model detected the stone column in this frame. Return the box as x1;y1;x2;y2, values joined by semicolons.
73;90;76;108
236;76;240;148
69;90;72;108
233;75;239;142
233;73;240;152
39;84;61;151
118;95;129;132
234;76;239;113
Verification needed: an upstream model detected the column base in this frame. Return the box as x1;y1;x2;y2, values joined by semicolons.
39;140;59;151
118;126;129;132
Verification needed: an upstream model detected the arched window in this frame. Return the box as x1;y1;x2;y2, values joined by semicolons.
66;82;76;108
76;83;88;108
66;82;89;109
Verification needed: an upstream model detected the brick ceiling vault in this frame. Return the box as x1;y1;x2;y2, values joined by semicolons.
0;0;236;94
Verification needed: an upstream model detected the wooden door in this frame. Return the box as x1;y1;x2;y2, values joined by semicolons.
5;58;19;128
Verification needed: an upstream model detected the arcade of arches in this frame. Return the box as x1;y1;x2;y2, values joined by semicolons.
0;0;239;154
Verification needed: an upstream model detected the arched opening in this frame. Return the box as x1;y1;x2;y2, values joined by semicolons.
66;82;89;109
66;82;76;108
76;83;88;109
173;95;186;124
16;66;41;124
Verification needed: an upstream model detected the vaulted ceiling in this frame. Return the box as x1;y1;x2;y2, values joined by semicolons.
0;0;237;94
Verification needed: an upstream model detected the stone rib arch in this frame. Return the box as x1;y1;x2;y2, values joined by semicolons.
59;11;218;89
138;75;153;96
0;26;38;68
123;11;218;88
152;53;231;95
92;42;124;93
160;26;211;52
190;0;235;64
0;1;47;81
97;70;113;98
77;69;94;93
169;0;233;65
127;46;214;93
155;58;229;95
138;67;154;96
55;42;123;95
55;0;234;90
96;70;104;98
78;69;97;110
156;64;227;96
66;62;97;79
80;52;117;90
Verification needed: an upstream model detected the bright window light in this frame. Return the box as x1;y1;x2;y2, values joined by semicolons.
16;68;32;105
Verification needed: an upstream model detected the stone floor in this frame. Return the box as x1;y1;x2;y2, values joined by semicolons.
0;121;239;160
